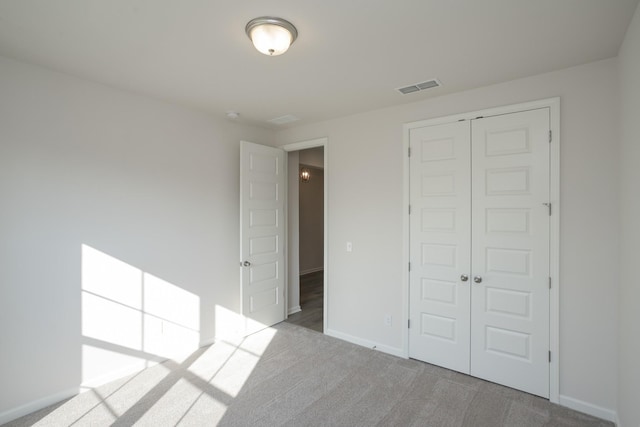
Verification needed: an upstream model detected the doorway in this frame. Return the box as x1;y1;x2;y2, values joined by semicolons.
282;139;328;334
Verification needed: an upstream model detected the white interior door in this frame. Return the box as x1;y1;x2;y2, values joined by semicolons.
470;108;550;397
409;121;472;373
240;141;286;336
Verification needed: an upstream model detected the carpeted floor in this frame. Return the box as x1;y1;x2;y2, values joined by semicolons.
5;322;612;427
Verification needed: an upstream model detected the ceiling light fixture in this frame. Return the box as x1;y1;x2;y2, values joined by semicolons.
245;17;298;56
300;168;310;183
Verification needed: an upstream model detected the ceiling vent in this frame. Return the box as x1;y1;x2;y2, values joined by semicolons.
397;79;441;95
267;114;299;125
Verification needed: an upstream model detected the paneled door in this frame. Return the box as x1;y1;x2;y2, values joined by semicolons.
408;121;472;373
240;141;286;336
409;108;551;398
470;109;550;397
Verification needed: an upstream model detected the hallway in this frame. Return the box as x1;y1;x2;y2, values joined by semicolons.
285;271;323;333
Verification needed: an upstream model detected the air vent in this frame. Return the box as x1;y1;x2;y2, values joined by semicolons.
267;114;299;125
399;85;420;94
397;79;441;95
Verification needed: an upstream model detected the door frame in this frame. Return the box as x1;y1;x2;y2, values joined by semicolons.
402;98;560;403
281;137;329;333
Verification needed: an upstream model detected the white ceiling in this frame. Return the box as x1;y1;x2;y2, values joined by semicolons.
0;0;638;129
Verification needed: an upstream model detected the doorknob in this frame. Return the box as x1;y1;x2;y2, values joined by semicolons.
243;261;251;267
460;274;469;282
473;276;483;283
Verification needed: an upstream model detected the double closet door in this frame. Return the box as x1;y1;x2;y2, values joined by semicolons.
409;108;551;398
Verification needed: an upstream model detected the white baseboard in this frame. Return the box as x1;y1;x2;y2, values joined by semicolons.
300;267;323;275
288;305;301;315
325;328;405;358
559;394;617;423
0;387;79;425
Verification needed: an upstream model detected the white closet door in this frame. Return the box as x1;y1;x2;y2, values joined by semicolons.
409;121;472;373
470;108;550;397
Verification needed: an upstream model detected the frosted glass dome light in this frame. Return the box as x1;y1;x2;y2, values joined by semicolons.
246;17;298;56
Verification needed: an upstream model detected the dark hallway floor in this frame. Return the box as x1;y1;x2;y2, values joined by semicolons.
285;270;323;333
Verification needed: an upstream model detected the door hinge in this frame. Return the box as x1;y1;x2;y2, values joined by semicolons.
549;351;552;363
408;204;411;215
408;262;411;272
549;277;552;289
408;319;411;328
549;130;552;143
408;147;412;157
543;202;552;216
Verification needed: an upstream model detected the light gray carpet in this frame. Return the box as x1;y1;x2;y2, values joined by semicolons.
4;322;612;427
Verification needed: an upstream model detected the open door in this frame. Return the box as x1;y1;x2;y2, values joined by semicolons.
240;141;286;336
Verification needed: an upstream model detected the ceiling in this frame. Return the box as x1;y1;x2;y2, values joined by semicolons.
0;0;638;129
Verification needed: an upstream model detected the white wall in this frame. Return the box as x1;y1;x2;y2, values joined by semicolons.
299;147;324;169
618;3;640;427
276;58;620;417
0;55;274;422
299;166;324;274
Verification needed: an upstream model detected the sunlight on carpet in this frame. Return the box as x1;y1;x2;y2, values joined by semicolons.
27;327;278;426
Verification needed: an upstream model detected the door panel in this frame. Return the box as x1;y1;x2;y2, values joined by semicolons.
470;108;550;397
240;141;286;335
409;121;471;373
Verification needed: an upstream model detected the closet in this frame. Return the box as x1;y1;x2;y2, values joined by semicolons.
408;107;551;398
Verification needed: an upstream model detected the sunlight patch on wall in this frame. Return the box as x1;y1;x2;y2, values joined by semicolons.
214;304;243;341
81;244;200;388
143;273;200;360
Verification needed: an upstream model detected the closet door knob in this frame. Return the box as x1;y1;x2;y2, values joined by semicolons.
473;276;483;283
460;274;469;282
